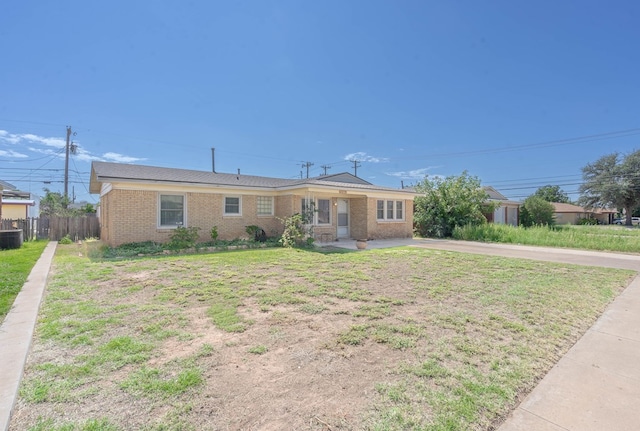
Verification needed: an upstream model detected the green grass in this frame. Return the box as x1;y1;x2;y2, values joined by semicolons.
120;366;203;398
28;417;120;431
453;223;640;253
0;240;48;320
12;242;636;430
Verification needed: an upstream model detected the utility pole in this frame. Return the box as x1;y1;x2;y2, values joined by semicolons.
301;161;314;178
64;126;72;205
320;164;331;176
350;159;361;177
64;126;77;207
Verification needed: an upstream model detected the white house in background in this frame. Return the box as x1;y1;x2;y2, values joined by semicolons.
483;186;520;226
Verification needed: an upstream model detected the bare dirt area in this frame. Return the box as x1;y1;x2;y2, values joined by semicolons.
9;244;635;431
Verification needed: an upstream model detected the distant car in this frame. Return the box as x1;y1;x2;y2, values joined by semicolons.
614;217;640;225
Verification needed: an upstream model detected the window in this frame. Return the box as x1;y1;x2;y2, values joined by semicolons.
377;199;404;221
377;200;384;220
256;196;273;216
300;198;331;225
224;196;241;215
159;194;184;227
317;199;330;224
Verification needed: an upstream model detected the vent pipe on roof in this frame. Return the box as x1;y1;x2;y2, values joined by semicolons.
237;168;240;175
211;148;216;173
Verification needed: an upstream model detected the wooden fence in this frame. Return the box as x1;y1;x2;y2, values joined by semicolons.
0;216;100;241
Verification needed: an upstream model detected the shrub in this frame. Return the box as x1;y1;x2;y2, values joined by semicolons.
246;225;266;242
577;217;598;225
210;226;218;242
520;196;555;227
168;226;200;250
59;234;73;245
279;214;312;248
413;171;494;238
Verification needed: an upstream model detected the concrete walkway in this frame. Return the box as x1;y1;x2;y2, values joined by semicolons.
328;238;640;430
0;242;57;431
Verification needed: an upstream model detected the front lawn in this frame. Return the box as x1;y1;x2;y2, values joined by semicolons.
0;240;48;321
10;242;635;430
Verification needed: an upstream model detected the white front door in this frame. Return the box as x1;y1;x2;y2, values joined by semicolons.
337;199;349;238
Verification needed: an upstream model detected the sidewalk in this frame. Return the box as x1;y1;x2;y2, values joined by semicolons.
498;274;640;430
0;242;57;431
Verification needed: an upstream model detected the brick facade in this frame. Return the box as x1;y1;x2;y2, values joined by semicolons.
100;188;415;246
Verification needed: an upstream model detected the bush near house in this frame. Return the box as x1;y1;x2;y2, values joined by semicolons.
414;171;496;238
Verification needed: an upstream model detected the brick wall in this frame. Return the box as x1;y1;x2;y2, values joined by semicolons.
101;189;414;246
365;198;413;239
102;189;288;246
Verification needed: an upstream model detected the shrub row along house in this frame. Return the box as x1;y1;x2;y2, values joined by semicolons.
90;161;417;247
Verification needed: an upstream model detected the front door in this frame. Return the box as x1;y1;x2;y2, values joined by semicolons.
337;199;349;238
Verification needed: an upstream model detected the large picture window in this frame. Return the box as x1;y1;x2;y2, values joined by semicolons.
159;194;184;227
256;196;274;216
376;199;405;221
224;196;241;215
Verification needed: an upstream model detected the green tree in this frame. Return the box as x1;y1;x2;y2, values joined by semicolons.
578;150;640;226
533;185;570;203
39;188;72;216
413;171;495;238
520;196;555;227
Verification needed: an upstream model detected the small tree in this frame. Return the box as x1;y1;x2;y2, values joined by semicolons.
414;171;495;238
39;188;72;216
520;196;555;227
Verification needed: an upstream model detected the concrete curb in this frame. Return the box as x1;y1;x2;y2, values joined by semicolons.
0;242;57;431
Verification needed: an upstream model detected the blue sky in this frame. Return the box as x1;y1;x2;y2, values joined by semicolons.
1;1;639;205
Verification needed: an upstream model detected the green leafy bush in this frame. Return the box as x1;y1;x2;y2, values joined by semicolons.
279;214;312;248
210;226;218;242
58;234;73;245
167;226;200;250
577;218;598;225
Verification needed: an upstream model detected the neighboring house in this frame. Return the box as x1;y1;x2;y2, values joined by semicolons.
552;203;616;225
89;162;418;247
483;186;520;226
0;181;35;220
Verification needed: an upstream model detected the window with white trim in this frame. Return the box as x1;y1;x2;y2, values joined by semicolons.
377;199;405;221
301;198;331;225
256;196;274;216
159;194;184;227
224;196;241;215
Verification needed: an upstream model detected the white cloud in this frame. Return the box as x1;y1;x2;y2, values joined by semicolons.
19;133;66;148
2;130;144;164
102;152;146;163
0;149;28;158
343;152;389;163
386;167;441;181
0;130;22;145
